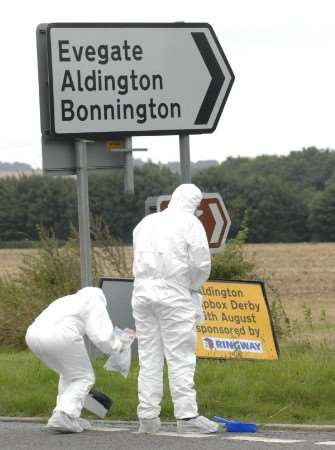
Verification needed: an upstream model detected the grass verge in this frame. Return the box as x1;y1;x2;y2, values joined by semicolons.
1;344;334;424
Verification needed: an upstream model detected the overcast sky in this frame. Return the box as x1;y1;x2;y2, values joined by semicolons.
1;0;334;168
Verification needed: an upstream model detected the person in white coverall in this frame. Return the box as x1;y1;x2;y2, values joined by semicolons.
132;184;220;434
25;287;124;433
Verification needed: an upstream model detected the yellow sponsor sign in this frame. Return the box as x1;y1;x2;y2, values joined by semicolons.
196;280;279;360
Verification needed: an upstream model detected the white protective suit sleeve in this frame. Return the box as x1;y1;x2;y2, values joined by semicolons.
187;218;211;291
85;302;122;355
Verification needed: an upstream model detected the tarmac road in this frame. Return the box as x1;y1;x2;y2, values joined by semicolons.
2;420;335;450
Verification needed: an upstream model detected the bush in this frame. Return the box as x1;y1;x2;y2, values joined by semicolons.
0;230;81;348
210;224;255;280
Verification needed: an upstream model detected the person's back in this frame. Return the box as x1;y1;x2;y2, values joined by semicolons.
28;287;121;355
32;287;105;337
133;184;210;291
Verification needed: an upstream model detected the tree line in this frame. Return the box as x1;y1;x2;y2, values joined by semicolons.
0;146;334;244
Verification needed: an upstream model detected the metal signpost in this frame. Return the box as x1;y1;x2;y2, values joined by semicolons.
75;140;92;286
179;135;191;183
41;136;132;176
36;22;234;285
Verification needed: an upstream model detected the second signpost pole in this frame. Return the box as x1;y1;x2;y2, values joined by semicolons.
179;134;191;183
75;139;92;287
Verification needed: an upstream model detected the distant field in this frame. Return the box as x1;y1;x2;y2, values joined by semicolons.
244;243;335;340
0;249;38;276
1;243;334;340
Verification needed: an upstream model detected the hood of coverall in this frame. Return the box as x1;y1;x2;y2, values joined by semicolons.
77;287;107;306
168;184;202;214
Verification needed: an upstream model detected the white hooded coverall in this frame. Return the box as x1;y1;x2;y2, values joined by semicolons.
25;287;122;418
132;184;211;420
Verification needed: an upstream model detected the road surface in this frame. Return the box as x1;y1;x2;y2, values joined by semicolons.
2;420;335;450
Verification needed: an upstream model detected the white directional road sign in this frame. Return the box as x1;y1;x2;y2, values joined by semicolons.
43;23;234;137
158;192;231;252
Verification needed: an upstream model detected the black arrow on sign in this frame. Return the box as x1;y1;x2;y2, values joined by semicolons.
192;32;225;125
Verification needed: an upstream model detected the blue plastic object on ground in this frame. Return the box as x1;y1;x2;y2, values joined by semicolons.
213;416;257;432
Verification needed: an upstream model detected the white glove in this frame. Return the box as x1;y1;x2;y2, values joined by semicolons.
191;291;205;323
104;327;136;378
118;328;136;351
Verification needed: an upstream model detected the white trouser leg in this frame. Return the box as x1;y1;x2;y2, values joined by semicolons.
133;296;164;419
26;326;95;418
56;375;68;410
158;297;198;419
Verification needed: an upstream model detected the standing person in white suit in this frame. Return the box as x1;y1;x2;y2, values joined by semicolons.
25;287;125;433
132;183;220;434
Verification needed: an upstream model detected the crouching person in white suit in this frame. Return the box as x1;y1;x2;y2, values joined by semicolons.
25;287;123;433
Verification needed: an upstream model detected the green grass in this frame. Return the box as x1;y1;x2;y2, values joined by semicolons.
1;345;335;424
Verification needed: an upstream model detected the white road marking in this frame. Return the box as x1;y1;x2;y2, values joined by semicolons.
315;442;335;446
227;436;305;444
90;427;128;432
154;431;215;438
132;431;214;438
